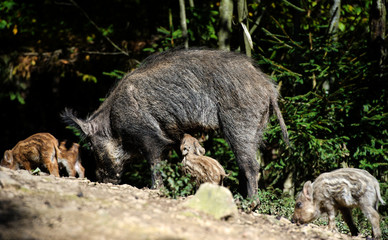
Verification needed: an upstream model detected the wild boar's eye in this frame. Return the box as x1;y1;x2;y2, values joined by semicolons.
296;202;302;208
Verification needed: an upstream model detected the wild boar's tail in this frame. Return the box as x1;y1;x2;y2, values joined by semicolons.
270;94;290;146
376;184;386;207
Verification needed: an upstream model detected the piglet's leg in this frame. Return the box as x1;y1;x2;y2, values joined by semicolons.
360;205;381;240
326;207;338;233
339;208;358;236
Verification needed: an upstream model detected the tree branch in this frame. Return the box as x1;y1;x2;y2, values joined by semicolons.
68;0;129;56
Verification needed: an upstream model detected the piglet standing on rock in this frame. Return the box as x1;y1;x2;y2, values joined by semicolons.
292;168;385;239
1;133;60;177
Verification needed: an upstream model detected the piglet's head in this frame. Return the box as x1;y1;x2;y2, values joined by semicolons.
180;134;205;156
1;150;16;170
292;181;318;225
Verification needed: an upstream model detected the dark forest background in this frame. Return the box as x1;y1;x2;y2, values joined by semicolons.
0;0;387;203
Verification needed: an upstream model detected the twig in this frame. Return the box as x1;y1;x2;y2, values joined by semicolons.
282;0;306;13
68;0;128;56
270;16;303;49
82;51;129;55
249;6;265;35
261;28;293;49
261;55;302;77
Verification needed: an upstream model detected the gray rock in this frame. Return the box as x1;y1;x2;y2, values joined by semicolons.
0;171;21;189
183;183;238;220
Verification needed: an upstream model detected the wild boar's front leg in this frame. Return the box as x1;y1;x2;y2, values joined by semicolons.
149;157;164;189
142;139;166;189
326;206;338;233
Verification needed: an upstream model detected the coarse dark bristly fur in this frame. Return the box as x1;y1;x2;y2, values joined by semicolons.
61;48;289;197
292;168;385;240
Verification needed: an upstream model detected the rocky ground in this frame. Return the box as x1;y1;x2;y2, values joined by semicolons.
0;166;365;240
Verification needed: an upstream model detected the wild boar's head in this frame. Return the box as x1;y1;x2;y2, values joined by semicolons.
292;181;319;224
61;108;128;183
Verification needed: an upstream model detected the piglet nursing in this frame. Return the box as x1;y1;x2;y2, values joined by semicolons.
180;134;226;186
292;168;385;239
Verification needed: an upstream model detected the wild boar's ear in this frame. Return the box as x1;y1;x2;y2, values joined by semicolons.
303;181;313;201
194;140;206;155
61;108;97;137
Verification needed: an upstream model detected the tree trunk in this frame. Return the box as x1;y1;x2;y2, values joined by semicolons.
218;0;233;50
324;0;341;94
237;0;251;56
179;0;189;49
328;0;341;42
188;0;194;8
369;0;387;78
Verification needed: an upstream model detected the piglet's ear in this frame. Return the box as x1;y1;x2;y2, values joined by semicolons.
303;181;313;201
194;141;205;155
4;150;13;163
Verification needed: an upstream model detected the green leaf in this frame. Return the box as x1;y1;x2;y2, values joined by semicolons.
338;22;345;32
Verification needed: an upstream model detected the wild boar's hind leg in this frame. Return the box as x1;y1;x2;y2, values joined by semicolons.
339;208;359;236
42;148;60;177
221;122;260;197
49;148;60;177
360;205;381;239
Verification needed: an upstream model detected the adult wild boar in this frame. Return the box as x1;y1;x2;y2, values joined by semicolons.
293;168;385;239
62;48;289;197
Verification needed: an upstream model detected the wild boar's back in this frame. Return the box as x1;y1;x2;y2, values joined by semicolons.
107;49;288;144
313;168;384;207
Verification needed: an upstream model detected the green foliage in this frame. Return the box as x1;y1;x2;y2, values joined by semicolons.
235;188;295;218
143;3;219;52
255;0;387;194
103;70;126;80
186;6;218;44
143;26;183;52
0;2;386;234
264;91;352;188
156;159;196;199
0;0;17;29
31;167;41;175
121;157;152;188
9;91;25;104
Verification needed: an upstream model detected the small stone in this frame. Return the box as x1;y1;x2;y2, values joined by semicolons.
182;183;238;220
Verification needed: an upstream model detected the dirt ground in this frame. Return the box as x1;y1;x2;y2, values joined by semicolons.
0;167;364;240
